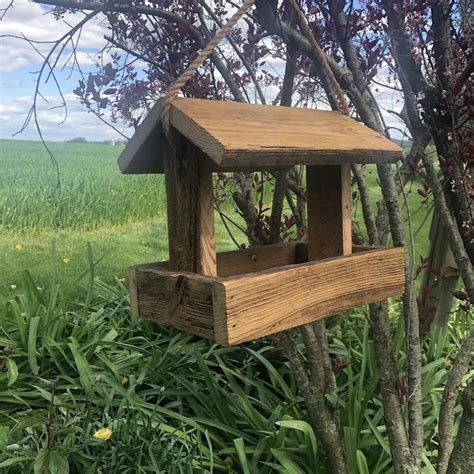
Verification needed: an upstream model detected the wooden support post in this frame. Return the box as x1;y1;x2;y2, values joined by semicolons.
162;130;217;276
306;164;352;260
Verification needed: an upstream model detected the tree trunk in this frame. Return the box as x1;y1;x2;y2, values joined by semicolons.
420;206;458;333
446;382;474;474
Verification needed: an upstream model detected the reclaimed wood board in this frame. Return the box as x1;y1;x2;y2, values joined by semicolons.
130;265;215;340
162;133;217;276
307;164;352;259
133;241;380;278
214;247;405;345
131;246;405;346
216;241;307;277
118;98;403;174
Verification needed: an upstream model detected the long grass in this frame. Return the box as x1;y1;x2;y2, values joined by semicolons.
0;138;455;472
0;252;471;473
0;139;166;233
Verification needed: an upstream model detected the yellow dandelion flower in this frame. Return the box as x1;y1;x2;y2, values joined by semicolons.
121;377;129;386
10;284;17;290
15;244;23;251
63;257;71;265
93;427;112;440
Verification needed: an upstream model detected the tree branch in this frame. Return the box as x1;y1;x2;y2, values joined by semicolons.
269;41;297;243
198;0;266;104
272;331;348;473
34;0;186;19
438;332;474;474
446;380;474;474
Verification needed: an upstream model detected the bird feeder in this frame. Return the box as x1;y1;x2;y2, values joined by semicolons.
118;98;405;346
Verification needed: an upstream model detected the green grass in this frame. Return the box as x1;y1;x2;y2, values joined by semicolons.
0;139;239;292
0;139;166;231
352;165;433;259
0;269;470;473
1;138;432;294
0;138;467;473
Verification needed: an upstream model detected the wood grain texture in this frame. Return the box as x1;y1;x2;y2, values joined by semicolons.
132;265;216;340
128;266;139;315
162;132;217;276
118;98;403;174
133;242;372;277
214;247;405;345
118;101;164;174
197;157;217;276
216;241;306;277
307;164;352;259
130;246;405;345
132;241;304;277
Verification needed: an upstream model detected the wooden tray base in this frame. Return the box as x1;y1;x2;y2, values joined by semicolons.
129;242;405;346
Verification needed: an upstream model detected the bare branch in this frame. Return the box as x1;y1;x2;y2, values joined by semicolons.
0;0;14;21
438;332;474;474
198;0;266;104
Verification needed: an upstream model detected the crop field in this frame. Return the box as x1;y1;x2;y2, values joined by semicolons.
0;138;431;294
1;138;448;473
0;139;240;294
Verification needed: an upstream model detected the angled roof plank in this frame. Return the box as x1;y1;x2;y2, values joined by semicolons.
118;98;403;174
118;101;165;174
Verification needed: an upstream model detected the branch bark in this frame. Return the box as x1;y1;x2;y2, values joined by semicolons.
269;41;298;243
369;302;418;474
255;3;420;470
273;332;349;473
446;381;474;474
381;0;474;284
438;333;474;474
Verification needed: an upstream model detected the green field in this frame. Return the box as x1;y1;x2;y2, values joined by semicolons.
0;139;240;295
0;138;431;295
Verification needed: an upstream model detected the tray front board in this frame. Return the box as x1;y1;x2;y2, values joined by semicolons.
130;244;405;346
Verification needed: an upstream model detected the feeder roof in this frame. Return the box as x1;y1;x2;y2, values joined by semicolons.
118;98;403;173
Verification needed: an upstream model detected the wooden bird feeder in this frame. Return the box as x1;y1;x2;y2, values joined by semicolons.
118;98;405;346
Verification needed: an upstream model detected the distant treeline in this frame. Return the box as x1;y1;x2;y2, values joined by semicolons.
66;136;410;150
66;137;127;146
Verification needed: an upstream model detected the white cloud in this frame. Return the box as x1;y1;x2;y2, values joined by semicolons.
0;1;124;141
0;0;108;72
0;92;132;141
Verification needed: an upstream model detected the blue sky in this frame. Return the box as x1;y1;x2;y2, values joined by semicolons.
0;0;405;143
0;0;131;142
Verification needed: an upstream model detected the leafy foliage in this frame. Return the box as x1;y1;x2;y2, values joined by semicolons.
0;263;470;473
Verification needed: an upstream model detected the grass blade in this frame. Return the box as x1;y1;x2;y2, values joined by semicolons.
28;316;40;375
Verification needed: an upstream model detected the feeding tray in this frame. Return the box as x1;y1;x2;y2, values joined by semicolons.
129;242;404;345
119;98;405;346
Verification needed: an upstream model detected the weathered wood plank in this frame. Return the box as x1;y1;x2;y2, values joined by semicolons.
172;99;403;165
307;164;352;260
162;131;217;276
217;241;302;277
213;247;405;345
133;242;382;277
134;242;380;277
133;242;302;277
197;157;217;276
132;266;216;340
117;101;164;174
118;98;403;174
130;245;405;345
